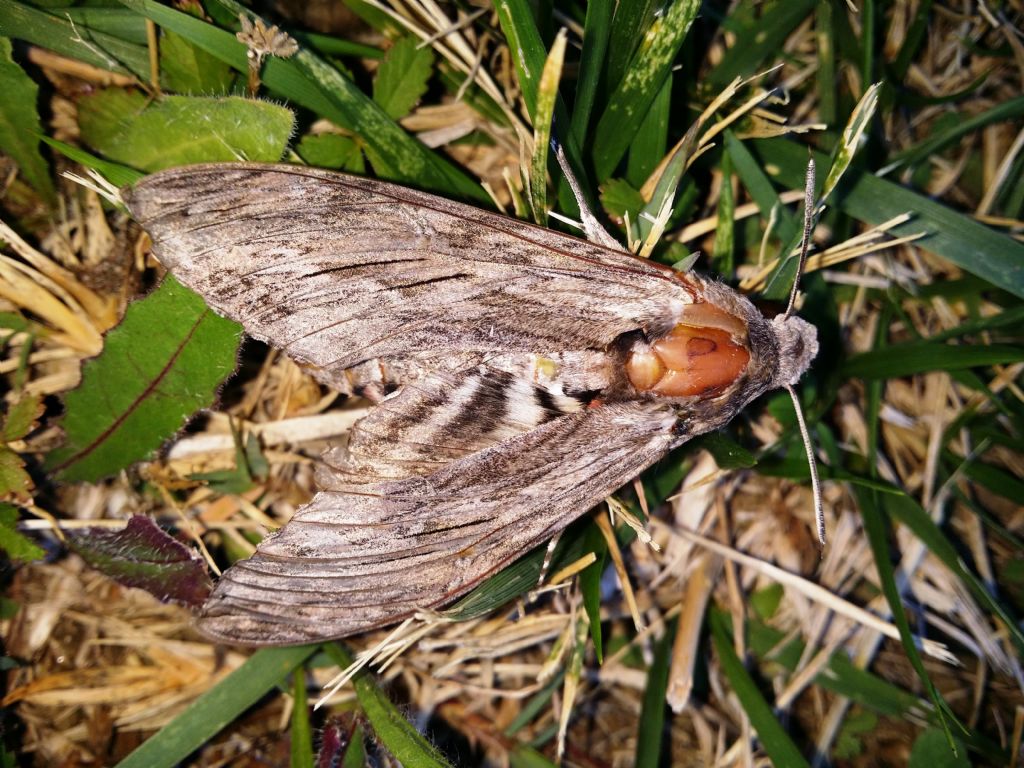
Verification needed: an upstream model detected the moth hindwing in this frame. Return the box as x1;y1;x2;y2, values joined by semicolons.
125;163;817;645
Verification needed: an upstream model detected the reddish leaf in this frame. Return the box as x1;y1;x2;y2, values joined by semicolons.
68;515;212;607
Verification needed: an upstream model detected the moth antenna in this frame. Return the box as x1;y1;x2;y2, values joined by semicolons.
551;138;621;250
786;384;825;546
783;158;817;320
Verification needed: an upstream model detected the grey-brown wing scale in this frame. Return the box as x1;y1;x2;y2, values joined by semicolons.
124;163;693;392
197;388;679;645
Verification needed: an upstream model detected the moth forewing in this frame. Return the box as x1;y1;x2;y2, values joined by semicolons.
125;163;818;645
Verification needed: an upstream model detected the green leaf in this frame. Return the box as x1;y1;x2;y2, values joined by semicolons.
568;0;612;148
692;432;757;470
750;138;1024;300
47;275;241;482
160;30;235;94
908;728;970;768
0;36;56;205
599;178;644;225
842;341;1024;379
324;645;453;768
0;503;43;562
118;0;484;200
0;0;150;79
0;448;32;503
634;620;674;768
2;393;43;441
591;0;700;181
66;515;212;606
372;36;433;120
578;522;607;661
711;149;735;275
296;132;364;172
710;611;812;768
527;29;566;223
115;645;318;768
78;90;294;171
290;669;314;768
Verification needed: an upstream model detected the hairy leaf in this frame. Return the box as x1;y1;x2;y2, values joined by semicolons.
78;90;294;171
372;36;433;120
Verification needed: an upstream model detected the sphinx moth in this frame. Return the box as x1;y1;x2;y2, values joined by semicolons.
124;163;818;646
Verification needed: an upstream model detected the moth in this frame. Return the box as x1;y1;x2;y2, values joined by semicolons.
124;163;818;646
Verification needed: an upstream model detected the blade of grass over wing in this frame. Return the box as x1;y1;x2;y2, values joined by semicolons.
751;138;1024;299
43;137;143;187
709;611;812;768
324;645;453;768
115;645;318;768
591;0;700;181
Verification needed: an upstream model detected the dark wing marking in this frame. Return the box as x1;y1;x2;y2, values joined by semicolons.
322;363;585;480
197;400;678;645
124;164;695;391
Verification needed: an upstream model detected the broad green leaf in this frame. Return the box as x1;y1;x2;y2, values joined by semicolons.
842;341;1024;379
118;0;484;201
750;138;1024;300
372;36;433;120
599;178;644;226
47;275;241;482
325;645;453;768
0;36;55;205
78;90;294;171
0;503;43;562
625;73;671;189
296;132;365;173
591;0;700;181
908;729;970;768
492;0;548;118
3;393;43;441
67;515;212;606
115;645;318;768
0;0;150;79
160;30;235;94
0;448;32;503
710;611;812;767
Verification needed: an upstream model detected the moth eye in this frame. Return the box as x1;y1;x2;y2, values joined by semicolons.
625;307;751;398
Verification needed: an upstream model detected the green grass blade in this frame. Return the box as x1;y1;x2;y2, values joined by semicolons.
842;342;1024;379
0;0;149;78
709;611;811;767
634;620;674;768
115;645;319;768
290;670;313;768
751;138;1024;299
591;0;700;181
325;645;453;768
568;0;612;148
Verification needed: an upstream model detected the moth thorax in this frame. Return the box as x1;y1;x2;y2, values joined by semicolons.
625;303;750;398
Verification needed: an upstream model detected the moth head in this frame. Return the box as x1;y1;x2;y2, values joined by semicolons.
769;314;818;389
